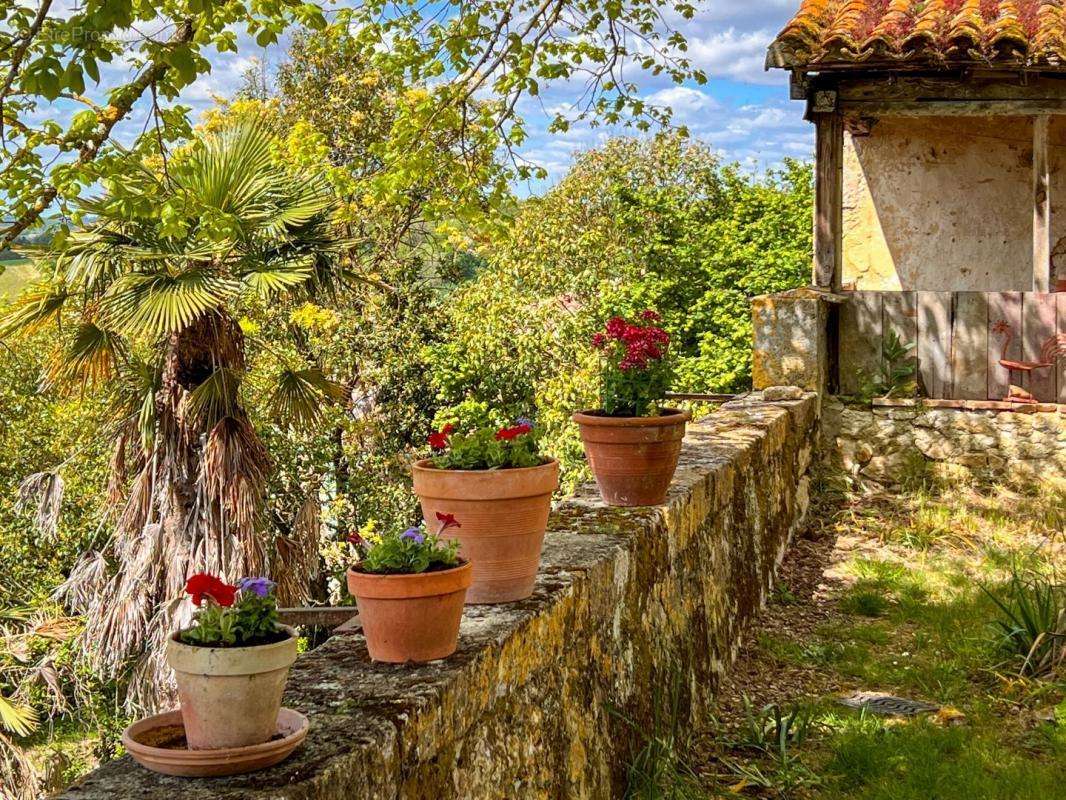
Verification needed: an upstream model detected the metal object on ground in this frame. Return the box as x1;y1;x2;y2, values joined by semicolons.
838;691;939;716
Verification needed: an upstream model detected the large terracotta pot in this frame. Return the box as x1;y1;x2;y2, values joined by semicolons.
411;459;559;604
166;625;297;750
572;409;691;507
346;561;472;663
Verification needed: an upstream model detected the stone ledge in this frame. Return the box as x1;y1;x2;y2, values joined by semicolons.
59;395;820;800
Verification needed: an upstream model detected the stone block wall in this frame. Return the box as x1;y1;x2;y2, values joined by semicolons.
824;397;1066;485
59;394;820;800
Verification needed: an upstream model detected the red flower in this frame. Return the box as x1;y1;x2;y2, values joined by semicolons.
605;316;627;339
592;332;608;349
640;309;661;322
427;423;456;450
435;511;461;531
347;531;366;547
495;423;533;441
185;573;237;607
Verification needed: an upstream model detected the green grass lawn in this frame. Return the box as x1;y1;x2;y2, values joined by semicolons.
654;475;1066;800
0;256;38;301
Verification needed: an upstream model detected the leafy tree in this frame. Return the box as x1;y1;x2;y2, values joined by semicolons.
0;123;348;699
1;0;704;253
429;135;813;487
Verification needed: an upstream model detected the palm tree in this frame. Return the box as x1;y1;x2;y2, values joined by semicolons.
1;123;346;705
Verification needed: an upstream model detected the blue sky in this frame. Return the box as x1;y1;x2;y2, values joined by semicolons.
174;1;811;189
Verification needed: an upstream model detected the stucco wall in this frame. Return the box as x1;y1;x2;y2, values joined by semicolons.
843;116;1037;291
59;395;820;800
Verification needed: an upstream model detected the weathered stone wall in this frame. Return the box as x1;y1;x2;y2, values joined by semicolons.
59;394;820;800
824;397;1066;485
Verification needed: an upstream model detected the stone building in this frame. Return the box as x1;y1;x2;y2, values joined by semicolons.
758;0;1066;483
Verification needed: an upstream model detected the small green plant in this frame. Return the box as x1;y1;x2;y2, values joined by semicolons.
840;588;890;617
857;330;917;401
612;671;703;800
427;416;547;470
719;697;821;793
982;569;1066;677
592;310;675;417
351;514;462;575
178;576;282;648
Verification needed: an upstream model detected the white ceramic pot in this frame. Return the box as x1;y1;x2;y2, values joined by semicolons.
165;625;298;750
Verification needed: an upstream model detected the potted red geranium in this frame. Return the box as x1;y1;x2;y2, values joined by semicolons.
573;310;690;506
165;575;297;750
412;416;559;603
346;516;471;663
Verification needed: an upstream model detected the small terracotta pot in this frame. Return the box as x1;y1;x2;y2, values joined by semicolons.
411;459;559;604
166;625;297;751
346;561;472;663
573;409;691;507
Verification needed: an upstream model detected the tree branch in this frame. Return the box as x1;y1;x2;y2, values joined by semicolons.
0;18;195;250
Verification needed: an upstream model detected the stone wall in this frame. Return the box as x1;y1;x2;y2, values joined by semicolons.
824;397;1066;485
59;394;820;800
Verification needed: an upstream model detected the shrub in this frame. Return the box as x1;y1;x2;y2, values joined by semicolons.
428;134;812;489
983;570;1066;677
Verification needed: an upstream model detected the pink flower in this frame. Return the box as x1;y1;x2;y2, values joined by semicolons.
436;511;461;532
640;309;661;322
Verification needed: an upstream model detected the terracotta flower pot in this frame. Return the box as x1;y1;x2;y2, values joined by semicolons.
346;561;472;663
165;625;298;750
411;459;560;604
572;408;691;507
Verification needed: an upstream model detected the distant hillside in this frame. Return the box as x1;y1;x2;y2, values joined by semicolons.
0;257;37;302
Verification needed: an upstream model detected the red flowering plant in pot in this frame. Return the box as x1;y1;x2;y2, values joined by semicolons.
164;574;298;751
573;310;690;506
412;411;559;604
346;515;471;663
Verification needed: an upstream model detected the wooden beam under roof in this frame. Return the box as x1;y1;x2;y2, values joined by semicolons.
1033;115;1052;293
813;111;843;290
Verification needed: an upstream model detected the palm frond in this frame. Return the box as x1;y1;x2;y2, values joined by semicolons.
184;367;243;428
14;472;64;540
101;270;238;337
45;323;126;389
0;283;69;339
112;357;162;452
269;367;344;426
182;123;277;218
238;253;315;296
0;695;38;738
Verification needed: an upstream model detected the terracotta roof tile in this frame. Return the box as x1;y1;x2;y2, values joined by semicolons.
767;0;1066;68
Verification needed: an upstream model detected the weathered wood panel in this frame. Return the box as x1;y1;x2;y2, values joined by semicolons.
987;292;1022;402
1034;116;1052;293
917;292;953;399
1022;293;1058;402
814;113;843;290
839;291;882;394
837;291;1065;402
949;292;989;400
1058;294;1066;404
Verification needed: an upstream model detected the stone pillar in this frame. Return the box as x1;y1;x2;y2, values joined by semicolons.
751;288;834;393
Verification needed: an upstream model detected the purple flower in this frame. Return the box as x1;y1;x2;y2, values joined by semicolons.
238;576;276;598
401;528;425;545
515;417;534;428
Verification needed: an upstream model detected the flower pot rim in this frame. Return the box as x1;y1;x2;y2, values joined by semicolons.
572;408;691;427
347;560;473;600
166;624;298;677
411;456;560;475
168;623;297;651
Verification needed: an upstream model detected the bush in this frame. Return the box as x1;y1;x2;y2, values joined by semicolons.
429;134;812;488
